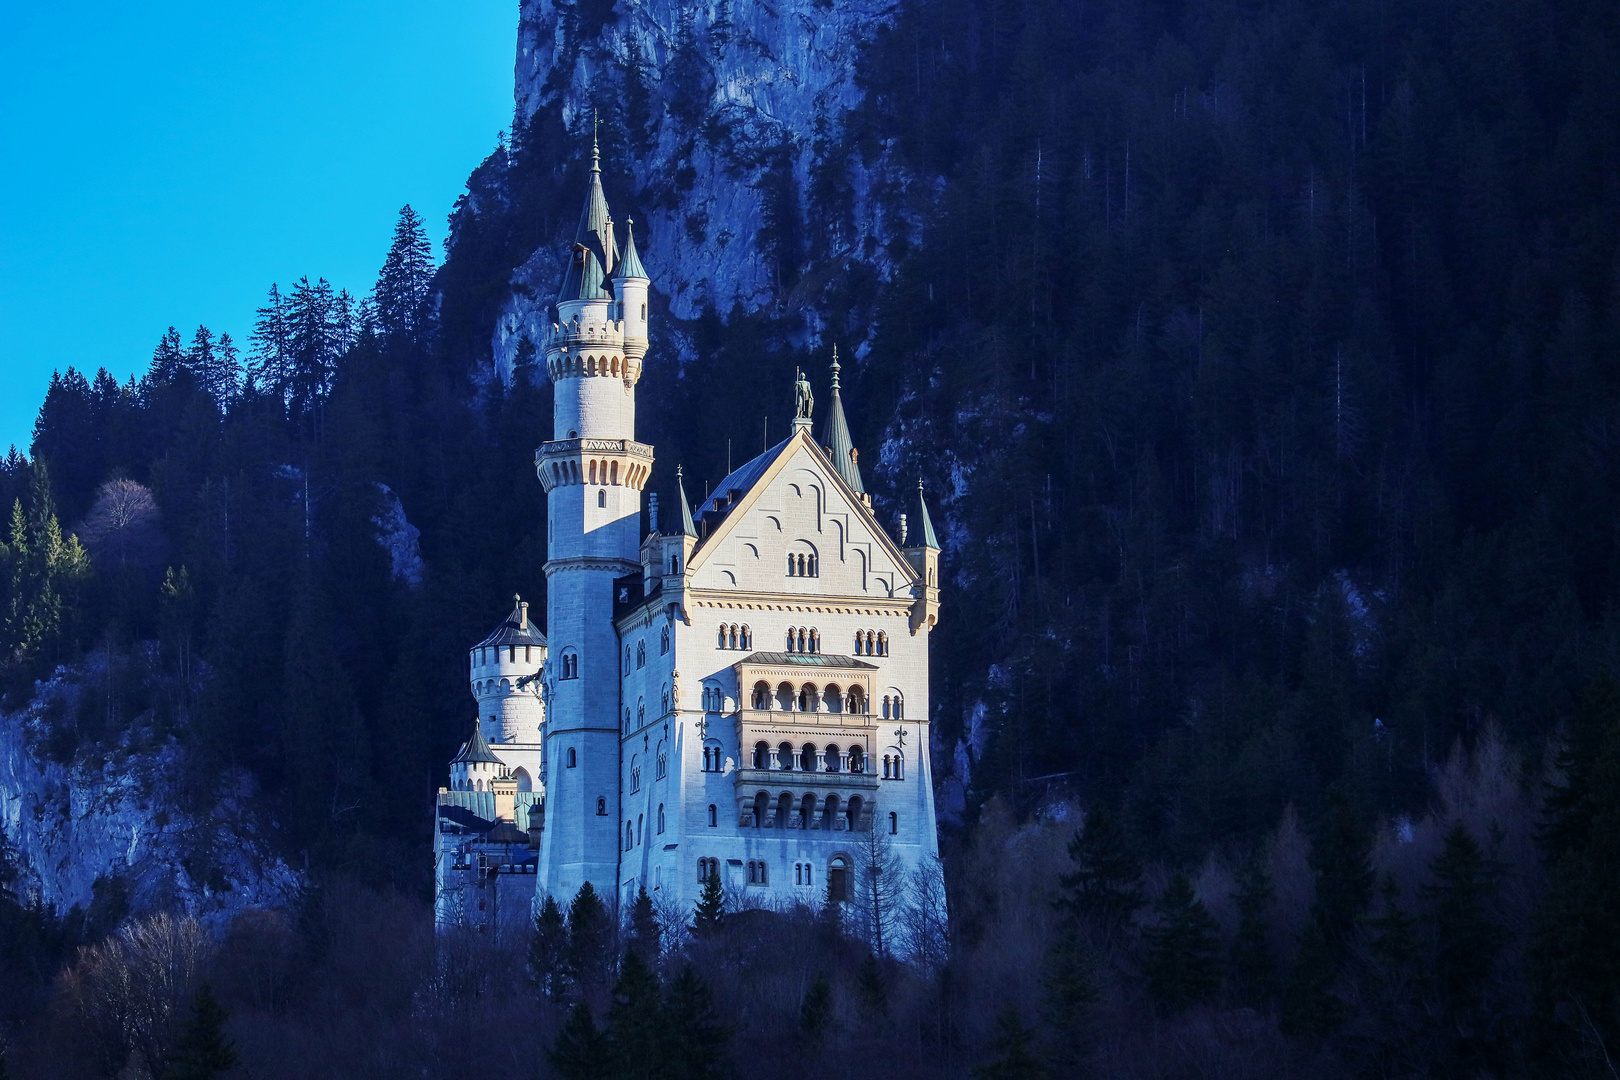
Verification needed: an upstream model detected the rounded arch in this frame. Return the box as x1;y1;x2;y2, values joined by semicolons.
513;767;533;792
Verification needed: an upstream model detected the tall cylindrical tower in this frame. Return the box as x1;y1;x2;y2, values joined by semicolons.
533;142;653;907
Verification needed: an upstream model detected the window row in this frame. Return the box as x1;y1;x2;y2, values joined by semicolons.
787;552;819;577
716;623;753;650
749;680;873;714
474;644;537;666
751;741;869;774
785;627;820;654
698;857;853;900
746;791;869;831
852;630;888;656
623;804;668;849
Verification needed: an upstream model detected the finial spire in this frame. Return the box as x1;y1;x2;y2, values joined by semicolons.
591;109;600;172
830;344;841;389
675;465;697;538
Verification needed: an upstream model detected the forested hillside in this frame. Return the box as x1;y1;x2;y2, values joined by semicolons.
3;0;1620;1075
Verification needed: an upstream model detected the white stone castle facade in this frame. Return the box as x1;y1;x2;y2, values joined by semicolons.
436;145;941;932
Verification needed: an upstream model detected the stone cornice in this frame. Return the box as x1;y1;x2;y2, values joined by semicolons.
686;590;911;617
545;557;641;577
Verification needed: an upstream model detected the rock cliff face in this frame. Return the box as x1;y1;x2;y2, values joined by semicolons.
0;667;295;923
492;0;903;380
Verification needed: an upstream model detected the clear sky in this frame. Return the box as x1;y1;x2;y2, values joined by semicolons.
0;1;516;452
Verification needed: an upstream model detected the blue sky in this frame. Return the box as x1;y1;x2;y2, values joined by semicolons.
0;1;515;452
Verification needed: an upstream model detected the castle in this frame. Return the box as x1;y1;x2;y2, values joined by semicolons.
435;142;941;934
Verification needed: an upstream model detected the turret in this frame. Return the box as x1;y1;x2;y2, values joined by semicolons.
902;479;941;634
450;720;504;792
613;219;650;364
469;595;547;743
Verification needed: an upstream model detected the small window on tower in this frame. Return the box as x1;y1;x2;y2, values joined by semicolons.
598;489;606;507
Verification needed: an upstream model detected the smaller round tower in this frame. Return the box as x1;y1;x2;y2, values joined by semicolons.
469;595;548;744
449;721;503;791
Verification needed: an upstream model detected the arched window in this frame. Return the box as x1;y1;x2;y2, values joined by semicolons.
801;743;818;771
809;629;820;653
624;646;631;675
889;811;899;834
657;804;665;833
627;822;634;849
753;741;768;769
877;631;887;656
849;746;865;773
828;856;850;902
708;804;717;827
637;814;643;844
728;624;738;649
661;686;670;714
717;624;727;648
825;743;840;772
660;626;669;654
598;488;607;507
786;554;796;576
778;741;794;769
567;747;577;768
630;756;641;792
560;650;579;679
636;642;645;668
752;683;770;709
846;796;864;831
656;747;667;780
596;797;607;816
888;751;905;780
624;708;631;732
637;699;645;726
786;628;796;651
741;624;751;648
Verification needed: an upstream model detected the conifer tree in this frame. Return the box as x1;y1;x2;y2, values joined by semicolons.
1040;926;1098;1067
530;895;568;999
373;205;435;340
1142;873;1221;1013
799;972;832;1037
1057;807;1144;936
691;869;724;938
550;1003;611;1080
147;326;188;384
567;882;615;1003
2;460;88;670
164;984;238;1080
247;284;288;398
856;951;888;1018
973;1009;1049;1080
1423;822;1506;1065
626;885;660;968
604;951;663;1080
1229;854;1275;1004
662;964;729;1080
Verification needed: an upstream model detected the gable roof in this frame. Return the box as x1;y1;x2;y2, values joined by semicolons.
686;426;919;586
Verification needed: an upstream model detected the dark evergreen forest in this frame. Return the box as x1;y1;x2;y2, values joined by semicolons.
3;0;1620;1075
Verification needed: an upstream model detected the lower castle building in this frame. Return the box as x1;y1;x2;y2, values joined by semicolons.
436;143;941;935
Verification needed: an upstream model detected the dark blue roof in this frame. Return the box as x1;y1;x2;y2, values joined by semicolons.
696;438;789;519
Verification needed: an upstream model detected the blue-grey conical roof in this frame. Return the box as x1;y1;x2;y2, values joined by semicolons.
818;349;864;495
614;219;647;280
676;465;697;538
911;479;939;549
453;721;501;765
557;137;618;302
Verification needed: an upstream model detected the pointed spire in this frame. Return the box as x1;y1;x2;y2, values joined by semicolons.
910;478;939;549
676;465;697;537
818;345;865;495
558;122;618;302
453;718;502;764
614;217;648;280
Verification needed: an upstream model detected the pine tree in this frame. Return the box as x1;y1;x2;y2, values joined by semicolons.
3;460;88;670
1423;822;1506;1066
603;951;663;1080
1311;792;1375;955
799;972;832;1037
164;984;238;1080
1142;873;1221;1013
856;951;888;1018
856;824;904;955
626;885;660;967
973;1009;1050;1080
550;1002;611;1080
1040;926;1098;1067
247;284;289;398
1056;807;1144;935
373;205;435;339
147;326;188;384
192;327;240;409
662;964;729;1080
567;882;615;1003
691;869;725;937
1229;854;1275;1004
1280;919;1344;1038
530;895;568;998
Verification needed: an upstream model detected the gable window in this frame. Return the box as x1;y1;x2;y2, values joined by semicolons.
786;549;820;578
